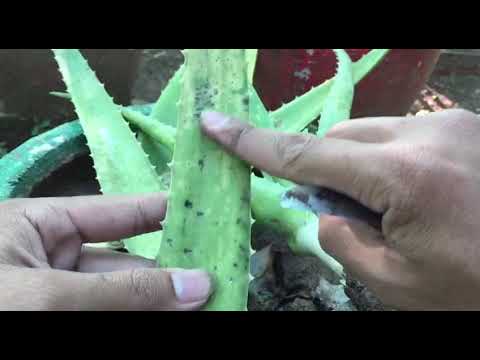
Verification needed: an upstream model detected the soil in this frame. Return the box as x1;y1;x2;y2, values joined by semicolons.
2;49;480;311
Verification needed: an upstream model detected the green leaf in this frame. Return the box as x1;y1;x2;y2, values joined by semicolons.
271;49;390;133
317;49;354;137
150;63;185;126
246;49;258;84
52;49;164;259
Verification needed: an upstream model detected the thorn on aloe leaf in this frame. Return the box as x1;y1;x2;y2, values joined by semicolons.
50;91;71;100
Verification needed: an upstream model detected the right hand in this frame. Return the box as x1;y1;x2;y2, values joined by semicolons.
201;109;480;310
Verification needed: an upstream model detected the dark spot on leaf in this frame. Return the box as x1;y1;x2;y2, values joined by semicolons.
183;248;192;254
233;263;238;268
214;265;218;271
236;218;241;225
198;159;204;170
196;211;204;217
182;218;187;236
167;238;173;247
184;200;193;209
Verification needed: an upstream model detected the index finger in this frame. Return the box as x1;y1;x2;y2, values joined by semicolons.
201;111;387;211
7;193;167;247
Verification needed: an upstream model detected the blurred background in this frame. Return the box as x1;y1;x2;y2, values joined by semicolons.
0;49;478;156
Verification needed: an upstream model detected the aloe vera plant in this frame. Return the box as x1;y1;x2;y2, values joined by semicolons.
52;48;390;310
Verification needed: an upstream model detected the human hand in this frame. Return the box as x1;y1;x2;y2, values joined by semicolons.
0;194;212;310
201;109;480;310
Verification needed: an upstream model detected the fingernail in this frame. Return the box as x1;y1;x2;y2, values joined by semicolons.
171;270;213;304
201;111;230;131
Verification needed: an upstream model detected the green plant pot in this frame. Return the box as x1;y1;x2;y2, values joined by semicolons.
0;104;152;200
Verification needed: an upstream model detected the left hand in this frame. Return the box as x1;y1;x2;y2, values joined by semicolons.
0;194;213;310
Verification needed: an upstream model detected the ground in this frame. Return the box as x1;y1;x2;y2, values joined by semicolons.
1;49;480;311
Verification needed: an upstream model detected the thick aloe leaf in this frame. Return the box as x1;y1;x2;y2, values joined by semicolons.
317;49;354;137
157;50;252;311
53;49;164;258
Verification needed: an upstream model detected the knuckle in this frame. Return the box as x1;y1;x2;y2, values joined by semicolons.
274;133;315;178
384;208;435;256
387;145;435;203
225;122;255;153
120;269;174;309
126;269;159;306
382;206;416;248
132;199;152;235
382;144;467;256
366;175;394;212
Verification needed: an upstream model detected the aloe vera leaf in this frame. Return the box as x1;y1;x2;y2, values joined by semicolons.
122;108;176;151
157;49;252;311
352;49;391;83
316;49;354;137
248;85;275;129
138;62;184;179
52;49;164;258
50;87;173;190
123;108;176;177
150;64;185;126
271;49;390;133
137;133;171;176
246;49;258;84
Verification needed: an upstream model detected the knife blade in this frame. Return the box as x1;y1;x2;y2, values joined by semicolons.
280;185;383;231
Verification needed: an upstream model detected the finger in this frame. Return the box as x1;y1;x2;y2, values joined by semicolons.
18;193;167;247
27;268;214;311
201;111;388;210
77;247;156;273
318;215;411;288
325;110;471;143
325;116;407;143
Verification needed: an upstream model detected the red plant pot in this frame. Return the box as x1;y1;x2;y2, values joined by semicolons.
253;49;442;118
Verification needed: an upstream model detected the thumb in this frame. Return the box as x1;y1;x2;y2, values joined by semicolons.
318;215;405;284
46;268;214;311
